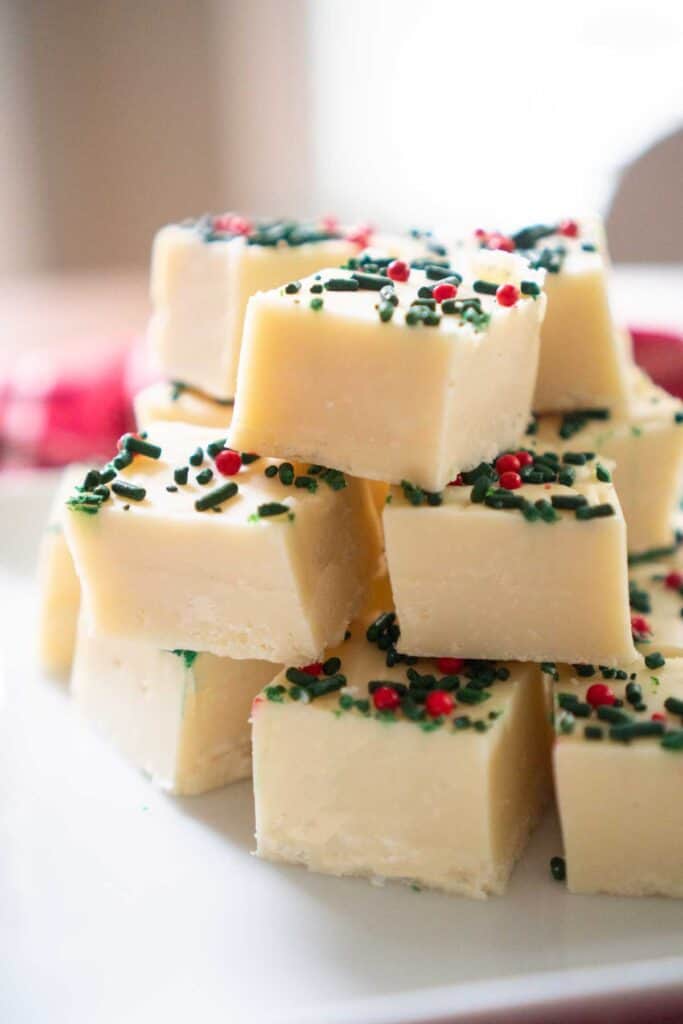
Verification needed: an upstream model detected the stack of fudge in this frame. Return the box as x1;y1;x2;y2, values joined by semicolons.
37;214;683;900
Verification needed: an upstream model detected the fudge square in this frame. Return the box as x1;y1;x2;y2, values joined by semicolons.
37;464;86;677
148;216;359;401
531;367;683;555
384;449;636;665
72;617;278;795
548;658;683;897
253;607;551;897
230;252;546;492
63;422;381;664
473;217;630;413
134;381;234;431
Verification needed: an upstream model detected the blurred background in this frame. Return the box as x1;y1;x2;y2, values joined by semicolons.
0;0;681;464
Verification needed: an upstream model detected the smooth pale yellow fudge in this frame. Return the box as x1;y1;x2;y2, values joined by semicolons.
149;217;360;400
36;465;86;677
473;218;629;413
253;607;551;897
548;659;683;897
531;368;683;554
63;423;381;663
72;616;278;795
134;381;234;431
629;559;683;657
231;253;546;491
384;451;636;665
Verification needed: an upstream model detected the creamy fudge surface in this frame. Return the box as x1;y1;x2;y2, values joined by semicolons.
37;464;87;677
63;422;381;663
149;216;361;400
231;252;546;491
384;449;636;665
72;617;279;795
548;658;683;897
470;217;629;413
531;367;683;554
253;605;551;897
134;381;234;431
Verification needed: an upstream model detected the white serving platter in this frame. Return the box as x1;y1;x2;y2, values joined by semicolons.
1;473;682;1024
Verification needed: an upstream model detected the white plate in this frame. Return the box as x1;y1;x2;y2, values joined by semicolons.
2;474;682;1024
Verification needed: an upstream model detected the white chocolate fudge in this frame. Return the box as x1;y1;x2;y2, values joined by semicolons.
384;450;636;664
549;658;683;897
63;423;381;663
72;617;278;795
472;218;629;413
253;606;551;897
134;381;234;431
231;253;546;491
36;465;86;676
149;217;360;400
531;368;683;554
629;559;683;657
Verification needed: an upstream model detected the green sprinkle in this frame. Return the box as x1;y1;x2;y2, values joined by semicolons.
541;661;559;681
111;481;146;502
457;686;491;705
310;297;324;311
324;277;359;291
661;730;683;751
551;495;588;511
171;649;198;669
596;463;611;482
265;685;286;702
520;280;541;297
241;452;260;465
470;476;490;503
122;434;162;460
112;451;133;471
323;657;341;676
174;466;189;485
575;503;615;520
644;652;665;670
664;696;683;716
610;721;665;742
194;482;238;511
584;725;603;740
284;281;301;294
425;265;462;283
563;452;587;465
350;271;390;290
294;475;317;492
66;491;105;516
625;682;643;706
378;301;395;322
189;447;204;467
511;224;557;249
550;856;566;882
596;705;632;725
309;283;323;294
264;465;278;478
278;462;294;486
196;467;213;485
472;280;497;295
255;502;291;518
206;438;227;458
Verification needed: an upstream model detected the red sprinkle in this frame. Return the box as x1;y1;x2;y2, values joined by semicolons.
437;656;464;674
212;213;233;232
496;283;520;307
651;712;666;723
499;470;522;490
425;690;455;718
586;682;616;708
387;259;410;283
631;615;651;636
487;233;515;253
300;662;323;677
448;474;464;487
496;453;521;475
665;571;682;591
373;686;400;711
558;219;579;238
321;214;339;233
516;450;534;467
228;215;251;236
346;224;373;248
433;282;457;303
474;228;489;242
215;449;242;476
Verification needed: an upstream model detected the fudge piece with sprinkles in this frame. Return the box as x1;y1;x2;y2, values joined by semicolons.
134;381;234;431
471;217;629;413
72;615;279;795
530;367;683;555
63;422;381;664
36;464;86;677
230;252;546;492
148;215;361;401
548;657;683;897
628;559;683;657
384;450;636;665
252;605;551;897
